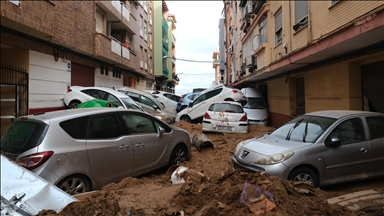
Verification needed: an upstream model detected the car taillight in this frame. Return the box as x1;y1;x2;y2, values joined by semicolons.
204;112;211;119
17;151;54;170
239;115;247;121
67;86;72;93
231;89;238;93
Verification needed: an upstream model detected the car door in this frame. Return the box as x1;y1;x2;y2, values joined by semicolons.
119;112;168;176
86;113;133;186
322;117;370;179
365;116;384;174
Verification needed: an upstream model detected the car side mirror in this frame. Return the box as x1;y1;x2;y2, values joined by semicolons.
188;102;193;108
326;137;341;148
157;126;165;137
152;105;158;110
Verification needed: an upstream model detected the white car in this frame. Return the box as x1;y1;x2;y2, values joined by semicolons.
176;84;246;123
63;86;143;111
202;101;248;134
149;90;181;111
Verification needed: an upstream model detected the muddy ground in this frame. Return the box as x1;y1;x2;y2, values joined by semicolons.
38;122;383;216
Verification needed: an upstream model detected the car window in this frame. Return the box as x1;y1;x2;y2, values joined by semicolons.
120;97;142;110
244;97;266;109
89;113;123;139
141;96;157;107
271;115;336;143
193;93;207;105
153;119;172;133
106;93;123;107
60;116;89;139
325;118;365;145
120;113;156;134
366;116;384;140
126;92;140;102
82;89;106;100
207;88;222;99
1;120;47;159
209;103;244;113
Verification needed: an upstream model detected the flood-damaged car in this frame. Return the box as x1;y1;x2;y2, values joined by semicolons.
202;101;248;134
232;110;384;188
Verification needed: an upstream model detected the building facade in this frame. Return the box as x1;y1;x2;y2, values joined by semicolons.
221;0;384;127
0;0;162;136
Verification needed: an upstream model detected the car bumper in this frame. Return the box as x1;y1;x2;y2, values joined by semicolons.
202;121;248;134
232;156;289;179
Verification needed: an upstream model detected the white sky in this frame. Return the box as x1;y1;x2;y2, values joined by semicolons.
166;1;224;95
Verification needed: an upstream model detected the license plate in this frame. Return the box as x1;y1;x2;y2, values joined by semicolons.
217;126;231;131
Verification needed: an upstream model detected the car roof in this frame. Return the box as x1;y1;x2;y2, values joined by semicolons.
305;110;384;119
71;86;130;98
20;108;144;122
117;87;164;107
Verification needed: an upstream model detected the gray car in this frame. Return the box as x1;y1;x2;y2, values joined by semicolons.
117;87;177;124
232;110;384;188
1;108;191;195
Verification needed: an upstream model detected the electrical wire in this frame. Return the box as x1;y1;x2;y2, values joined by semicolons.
165;56;224;63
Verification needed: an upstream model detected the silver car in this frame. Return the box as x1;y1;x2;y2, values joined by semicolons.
232;110;384;187
1;108;191;195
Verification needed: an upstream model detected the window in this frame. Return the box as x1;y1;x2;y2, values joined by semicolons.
120;114;156;134
243;97;266;109
149;8;153;25
331;0;339;5
294;0;308;25
60;116;89;139
258;16;268;44
275;10;282;46
89;113;123;139
140;16;144;37
325;118;365;145
96;10;104;34
209;103;244;113
366;117;384;140
106;93;123;108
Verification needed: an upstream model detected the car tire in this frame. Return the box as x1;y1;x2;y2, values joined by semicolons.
181;115;192;123
288;167;319;188
68;100;81;109
57;175;91;195
169;145;188;166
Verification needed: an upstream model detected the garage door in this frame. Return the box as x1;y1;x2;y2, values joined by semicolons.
71;63;94;87
362;61;384;113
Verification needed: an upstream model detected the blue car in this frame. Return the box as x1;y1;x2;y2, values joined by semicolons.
176;92;200;112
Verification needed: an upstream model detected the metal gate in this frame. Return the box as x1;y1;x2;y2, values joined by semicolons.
0;64;29;118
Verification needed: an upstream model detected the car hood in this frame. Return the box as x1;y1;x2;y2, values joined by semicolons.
241;134;306;156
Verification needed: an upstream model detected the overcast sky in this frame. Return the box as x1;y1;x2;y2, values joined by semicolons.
166;1;224;95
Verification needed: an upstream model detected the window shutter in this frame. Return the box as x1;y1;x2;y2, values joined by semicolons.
96;11;103;33
294;1;308;24
275;10;282;32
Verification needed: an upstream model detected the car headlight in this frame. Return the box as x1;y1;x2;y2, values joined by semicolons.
254;152;294;165
235;139;251;153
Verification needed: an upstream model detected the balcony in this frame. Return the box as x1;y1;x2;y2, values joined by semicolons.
95;1;135;34
94;33;147;76
162;66;169;79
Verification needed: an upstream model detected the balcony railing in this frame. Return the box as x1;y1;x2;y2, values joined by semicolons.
111;1;130;22
111;36;130;60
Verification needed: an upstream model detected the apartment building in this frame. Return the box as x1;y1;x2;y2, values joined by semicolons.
0;0;158;136
153;1;177;93
222;0;384;127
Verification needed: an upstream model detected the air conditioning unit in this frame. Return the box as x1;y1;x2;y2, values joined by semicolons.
246;55;252;67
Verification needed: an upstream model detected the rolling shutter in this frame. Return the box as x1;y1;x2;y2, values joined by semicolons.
71;63;94;87
362;61;384;113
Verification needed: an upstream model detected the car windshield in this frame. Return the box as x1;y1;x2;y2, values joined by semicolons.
1;120;47;160
243;97;266;109
270;115;336;143
121;97;143;110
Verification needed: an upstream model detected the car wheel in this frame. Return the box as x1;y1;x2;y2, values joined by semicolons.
57;175;91;195
181;115;191;123
288;167;319;188
169;145;188;166
68;100;81;109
